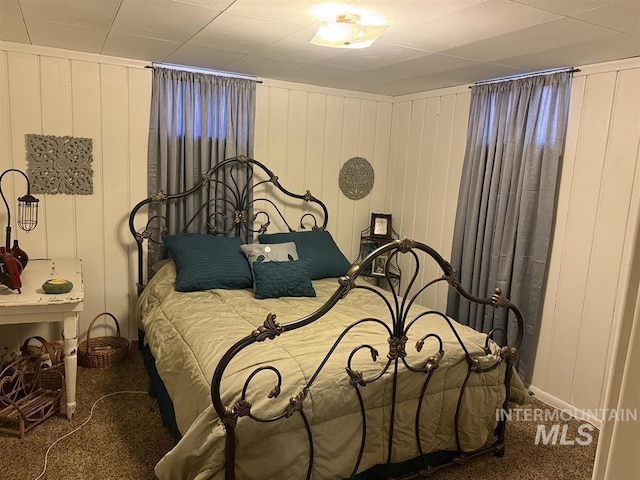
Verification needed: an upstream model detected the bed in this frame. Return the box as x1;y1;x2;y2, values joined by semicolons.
129;156;529;480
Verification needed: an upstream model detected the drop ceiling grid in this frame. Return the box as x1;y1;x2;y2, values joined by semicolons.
0;0;638;96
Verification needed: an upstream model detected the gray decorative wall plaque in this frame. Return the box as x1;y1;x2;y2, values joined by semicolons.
339;157;374;200
26;134;93;195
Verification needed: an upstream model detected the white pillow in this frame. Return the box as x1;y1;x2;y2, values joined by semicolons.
240;242;299;266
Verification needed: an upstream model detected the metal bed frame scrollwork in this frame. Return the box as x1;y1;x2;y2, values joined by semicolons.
129;155;327;294
129;156;524;480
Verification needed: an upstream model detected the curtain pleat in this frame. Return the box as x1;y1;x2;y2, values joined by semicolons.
147;68;256;272
447;72;571;382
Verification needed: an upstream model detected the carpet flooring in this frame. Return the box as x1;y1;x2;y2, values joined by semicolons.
0;350;598;480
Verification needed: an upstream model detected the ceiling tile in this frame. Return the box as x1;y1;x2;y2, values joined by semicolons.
312;76;388;95
227;54;301;78
352;0;486;25
17;0;120;52
165;44;246;69
172;0;235;7
382;0;560;51
573;1;640;34
109;0;223;42
27;20;107;52
363;53;480;80
226;0;324;26
311;42;431;72
0;0;30;44
443;17;619;63
101;33;182;61
18;0;120;27
256;27;346;63
188;13;302;53
511;0;629;16
376;62;524;95
281;63;361;89
497;32;640;70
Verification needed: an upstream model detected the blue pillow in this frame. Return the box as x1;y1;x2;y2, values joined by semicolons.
163;234;252;292
252;260;316;299
258;230;351;280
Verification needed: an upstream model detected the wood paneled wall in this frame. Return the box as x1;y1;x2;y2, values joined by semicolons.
386;86;471;311
1;42;638;425
253;80;393;261
0;44;393;353
386;58;640;421
530;60;640;417
0;47;151;347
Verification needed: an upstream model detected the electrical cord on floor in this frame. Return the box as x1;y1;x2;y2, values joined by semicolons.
34;390;150;480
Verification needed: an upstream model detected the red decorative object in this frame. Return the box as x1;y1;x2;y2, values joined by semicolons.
0;247;22;293
10;240;28;269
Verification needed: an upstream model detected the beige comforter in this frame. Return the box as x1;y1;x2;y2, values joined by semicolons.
138;262;528;480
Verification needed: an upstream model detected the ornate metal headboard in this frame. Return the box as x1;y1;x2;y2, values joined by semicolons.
128;155;328;293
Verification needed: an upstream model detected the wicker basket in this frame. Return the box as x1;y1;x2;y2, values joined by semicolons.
78;313;129;368
20;336;65;391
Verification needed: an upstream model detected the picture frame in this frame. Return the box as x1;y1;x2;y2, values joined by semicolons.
372;253;389;276
370;213;392;238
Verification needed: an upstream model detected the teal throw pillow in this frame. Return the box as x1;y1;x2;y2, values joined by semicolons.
240;242;299;288
252;260;316;299
163;234;252;292
258;230;351;280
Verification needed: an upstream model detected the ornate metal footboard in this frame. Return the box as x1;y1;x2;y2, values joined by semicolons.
211;239;524;480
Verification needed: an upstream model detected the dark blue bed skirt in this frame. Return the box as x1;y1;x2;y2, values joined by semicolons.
141;340;182;442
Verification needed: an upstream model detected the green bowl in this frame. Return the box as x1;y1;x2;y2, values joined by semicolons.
42;279;73;294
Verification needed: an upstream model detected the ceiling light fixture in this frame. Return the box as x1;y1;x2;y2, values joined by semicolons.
310;12;389;49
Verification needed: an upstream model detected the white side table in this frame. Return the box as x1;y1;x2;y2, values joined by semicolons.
0;258;84;419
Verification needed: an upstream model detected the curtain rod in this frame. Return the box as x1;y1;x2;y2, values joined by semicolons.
146;62;262;83
471;67;580;88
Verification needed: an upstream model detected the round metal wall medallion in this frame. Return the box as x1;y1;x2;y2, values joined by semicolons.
339;157;374;200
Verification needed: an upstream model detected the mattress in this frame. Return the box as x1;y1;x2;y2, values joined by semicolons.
138;261;529;480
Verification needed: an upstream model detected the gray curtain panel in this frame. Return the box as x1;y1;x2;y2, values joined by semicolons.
147;67;256;270
446;71;571;382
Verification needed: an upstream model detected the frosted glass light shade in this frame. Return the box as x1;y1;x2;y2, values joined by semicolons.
310;14;388;49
